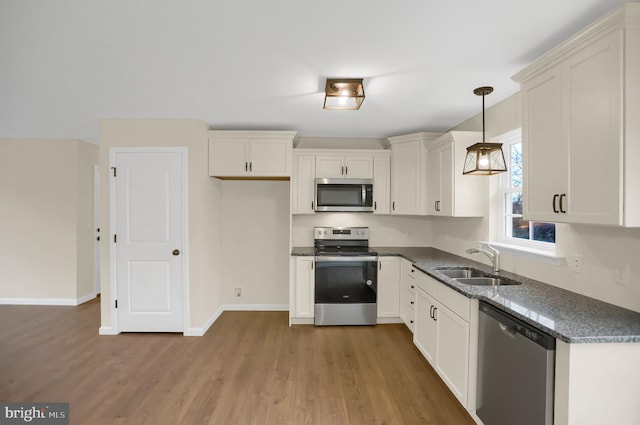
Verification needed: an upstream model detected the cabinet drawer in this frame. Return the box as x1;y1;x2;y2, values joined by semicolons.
406;290;416;312
435;283;470;322
414;270;437;296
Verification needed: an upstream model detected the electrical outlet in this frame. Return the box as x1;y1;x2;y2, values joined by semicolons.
569;254;583;274
615;264;630;285
234;287;242;298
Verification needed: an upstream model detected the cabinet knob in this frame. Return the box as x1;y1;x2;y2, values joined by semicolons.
410;301;414;305
172;249;180;256
410;320;414;324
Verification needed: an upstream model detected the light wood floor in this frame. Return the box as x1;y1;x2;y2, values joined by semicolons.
0;299;475;425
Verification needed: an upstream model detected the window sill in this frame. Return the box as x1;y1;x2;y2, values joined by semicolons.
481;241;565;266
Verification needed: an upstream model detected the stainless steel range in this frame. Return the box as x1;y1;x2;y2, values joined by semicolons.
314;227;378;326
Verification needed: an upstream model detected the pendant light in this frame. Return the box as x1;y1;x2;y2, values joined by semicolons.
462;86;507;175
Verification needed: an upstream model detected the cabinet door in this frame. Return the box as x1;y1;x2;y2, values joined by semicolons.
377;257;400;318
435;304;470;406
343;155;374;178
565;30;622;225
209;138;248;176
373;155;391;214
315;155;344;178
414;287;437;364
522;67;567;222
391;141;421;214
427;148;441;214
294;257;315;318
249;139;291;177
438;144;454;216
293;155;316;214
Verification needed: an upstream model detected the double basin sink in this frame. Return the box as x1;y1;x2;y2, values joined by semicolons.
435;267;522;287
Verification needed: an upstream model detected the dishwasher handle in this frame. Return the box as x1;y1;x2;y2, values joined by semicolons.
499;322;518;338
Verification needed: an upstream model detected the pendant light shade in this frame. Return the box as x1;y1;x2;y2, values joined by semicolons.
324;78;365;110
462;86;507;175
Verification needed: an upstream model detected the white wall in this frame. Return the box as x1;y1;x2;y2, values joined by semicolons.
99;119;224;331
437;92;640;313
221;181;290;306
0;139;98;303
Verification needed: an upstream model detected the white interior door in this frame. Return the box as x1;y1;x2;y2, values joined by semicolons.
112;149;186;332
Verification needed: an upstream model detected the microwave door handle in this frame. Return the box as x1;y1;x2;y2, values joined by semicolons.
362;185;366;206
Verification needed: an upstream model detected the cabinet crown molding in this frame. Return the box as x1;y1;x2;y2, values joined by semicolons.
513;2;640;83
208;130;298;141
388;132;443;145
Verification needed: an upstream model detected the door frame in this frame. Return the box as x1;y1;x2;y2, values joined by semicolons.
93;165;101;295
108;147;189;334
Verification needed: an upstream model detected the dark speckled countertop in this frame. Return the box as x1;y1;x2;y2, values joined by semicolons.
292;246;640;344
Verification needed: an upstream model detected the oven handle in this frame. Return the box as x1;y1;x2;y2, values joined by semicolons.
314;256;378;263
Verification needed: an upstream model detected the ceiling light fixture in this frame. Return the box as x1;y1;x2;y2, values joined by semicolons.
324;78;365;110
462;86;507;175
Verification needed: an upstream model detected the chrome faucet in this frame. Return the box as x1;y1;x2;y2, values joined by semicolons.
466;244;500;273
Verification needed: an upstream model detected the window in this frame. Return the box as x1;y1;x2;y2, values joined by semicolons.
500;131;555;248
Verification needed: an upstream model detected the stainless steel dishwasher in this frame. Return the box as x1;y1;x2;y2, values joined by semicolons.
477;301;556;425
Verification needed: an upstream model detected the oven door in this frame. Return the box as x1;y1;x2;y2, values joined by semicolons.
314;256;377;325
315;178;374;212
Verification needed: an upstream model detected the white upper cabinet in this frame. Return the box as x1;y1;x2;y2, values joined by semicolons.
208;131;296;178
513;3;640;226
426;132;487;217
292;154;316;214
315;154;373;178
388;132;441;215
373;153;391;214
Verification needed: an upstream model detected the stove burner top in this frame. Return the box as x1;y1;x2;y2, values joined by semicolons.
313;227;376;257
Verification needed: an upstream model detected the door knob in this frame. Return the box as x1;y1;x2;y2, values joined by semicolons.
172;249;180;256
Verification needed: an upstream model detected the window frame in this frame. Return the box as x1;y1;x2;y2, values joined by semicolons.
497;130;556;252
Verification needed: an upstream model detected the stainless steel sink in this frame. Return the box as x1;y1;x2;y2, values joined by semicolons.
435;267;522;286
436;268;487;278
455;277;521;286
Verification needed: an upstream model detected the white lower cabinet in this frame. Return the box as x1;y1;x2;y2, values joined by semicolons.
293;257;314;320
412;270;474;409
377;257;400;318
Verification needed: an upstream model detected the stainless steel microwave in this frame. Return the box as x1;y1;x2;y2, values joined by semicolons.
315;178;374;212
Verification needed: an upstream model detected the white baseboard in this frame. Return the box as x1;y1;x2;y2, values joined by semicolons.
377;317;403;324
222;303;289;311
184;305;224;336
0;298;76;306
98;326;119;335
77;293;98;305
0;294;99;306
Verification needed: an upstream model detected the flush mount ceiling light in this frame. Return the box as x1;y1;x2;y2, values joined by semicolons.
463;86;508;175
323;78;365;110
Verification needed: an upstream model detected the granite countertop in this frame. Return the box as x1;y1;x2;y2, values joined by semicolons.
292;246;640;344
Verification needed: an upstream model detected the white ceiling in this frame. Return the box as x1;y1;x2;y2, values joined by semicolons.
0;0;630;144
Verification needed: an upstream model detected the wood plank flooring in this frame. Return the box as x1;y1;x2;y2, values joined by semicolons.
0;299;475;425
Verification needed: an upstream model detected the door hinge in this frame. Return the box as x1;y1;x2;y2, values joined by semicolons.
111;166;117;177
114;234;117;243
115;299;118;309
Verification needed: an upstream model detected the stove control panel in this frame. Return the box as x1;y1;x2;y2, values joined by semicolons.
314;227;369;240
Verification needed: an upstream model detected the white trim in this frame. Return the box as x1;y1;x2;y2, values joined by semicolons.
485;241;565;266
93;165;101;295
98;326;119;335
222;304;289;311
0;297;95;306
377;317;403;324
290;317;314;325
77;293;98;305
184;306;224;336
